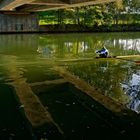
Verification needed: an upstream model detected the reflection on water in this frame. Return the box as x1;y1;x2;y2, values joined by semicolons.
0;32;140;58
66;60;129;104
0;33;140;126
116;39;140;51
0;32;140;139
121;71;140;113
66;59;140;113
37;32;140;58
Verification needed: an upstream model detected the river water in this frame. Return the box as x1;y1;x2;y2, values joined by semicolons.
0;32;140;139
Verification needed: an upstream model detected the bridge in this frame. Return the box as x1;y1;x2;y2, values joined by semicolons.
0;0;116;11
0;0;116;33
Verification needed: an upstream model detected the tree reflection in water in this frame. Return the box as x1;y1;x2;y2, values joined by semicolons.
65;59;140;113
121;72;140;113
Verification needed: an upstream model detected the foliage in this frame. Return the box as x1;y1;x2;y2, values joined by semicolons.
38;0;140;28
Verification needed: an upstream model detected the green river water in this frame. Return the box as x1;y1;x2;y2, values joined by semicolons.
0;32;140;139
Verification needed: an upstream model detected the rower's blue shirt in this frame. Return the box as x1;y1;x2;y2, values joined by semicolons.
97;48;109;55
96;47;109;57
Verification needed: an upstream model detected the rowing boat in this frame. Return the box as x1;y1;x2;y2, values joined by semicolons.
56;55;140;63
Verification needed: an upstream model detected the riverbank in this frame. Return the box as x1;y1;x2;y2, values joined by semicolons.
0;24;139;34
39;24;140;33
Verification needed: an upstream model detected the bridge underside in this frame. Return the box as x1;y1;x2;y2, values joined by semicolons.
0;0;116;33
0;0;116;12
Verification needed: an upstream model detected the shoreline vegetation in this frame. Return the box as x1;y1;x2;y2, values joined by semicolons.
38;0;140;33
39;24;140;33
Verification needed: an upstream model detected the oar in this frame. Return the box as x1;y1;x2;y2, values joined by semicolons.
56;55;140;63
115;55;140;58
113;55;140;64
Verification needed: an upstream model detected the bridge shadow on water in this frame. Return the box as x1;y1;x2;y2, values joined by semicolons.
0;33;140;140
0;84;34;140
0;60;140;140
31;81;140;140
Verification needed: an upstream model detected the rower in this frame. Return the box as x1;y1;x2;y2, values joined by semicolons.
95;47;109;58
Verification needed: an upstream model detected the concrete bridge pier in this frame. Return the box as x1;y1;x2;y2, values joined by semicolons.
0;12;39;33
